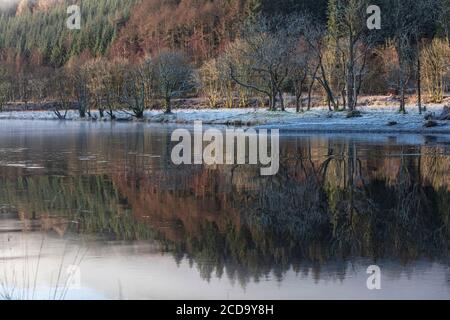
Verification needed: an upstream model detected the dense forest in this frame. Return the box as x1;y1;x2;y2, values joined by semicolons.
0;0;449;117
0;0;329;65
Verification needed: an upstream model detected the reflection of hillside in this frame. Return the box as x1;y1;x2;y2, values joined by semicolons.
111;167;242;242
0;175;155;241
110;140;450;282
0;134;449;284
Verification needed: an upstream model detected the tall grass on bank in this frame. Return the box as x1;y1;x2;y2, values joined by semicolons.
0;235;88;300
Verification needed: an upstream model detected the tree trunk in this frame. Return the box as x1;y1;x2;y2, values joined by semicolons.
417;55;422;114
296;83;304;113
399;82;406;114
397;40;407;114
278;90;285;111
165;96;172;114
307;78;315;111
108;109;116;120
341;88;347;110
270;85;277;111
268;94;274;111
346;41;356;112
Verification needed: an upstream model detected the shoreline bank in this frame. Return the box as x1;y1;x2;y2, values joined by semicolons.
1;105;449;134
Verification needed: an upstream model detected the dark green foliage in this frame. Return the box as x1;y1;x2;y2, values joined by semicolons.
0;0;137;67
259;0;328;21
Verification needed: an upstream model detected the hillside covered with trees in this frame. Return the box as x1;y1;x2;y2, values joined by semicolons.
0;0;449;119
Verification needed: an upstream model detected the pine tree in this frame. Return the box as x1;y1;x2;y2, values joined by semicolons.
246;0;263;21
327;0;338;38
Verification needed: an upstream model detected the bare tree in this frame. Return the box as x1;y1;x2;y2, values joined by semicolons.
153;52;196;114
52;69;72;120
70;65;90;118
421;37;450;103
122;68;147;119
216;55;237;108
84;59;107;119
139;57;157;108
200;59;222;108
0;64;11;112
288;41;314;113
103;59;128;119
300;14;340;111
384;0;441;113
328;0;377;112
226;15;301;111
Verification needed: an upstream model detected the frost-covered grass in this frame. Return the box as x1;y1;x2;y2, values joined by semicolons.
0;104;449;134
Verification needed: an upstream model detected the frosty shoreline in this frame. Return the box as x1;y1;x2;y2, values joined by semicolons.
0;104;449;134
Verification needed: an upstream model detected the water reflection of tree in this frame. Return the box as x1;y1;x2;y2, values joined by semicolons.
317;142;448;262
0;175;155;240
0;136;448;286
170;140;449;284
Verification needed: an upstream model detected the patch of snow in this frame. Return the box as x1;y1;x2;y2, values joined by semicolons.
0;104;449;134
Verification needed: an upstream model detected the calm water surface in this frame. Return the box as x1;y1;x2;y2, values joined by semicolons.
0;120;449;299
